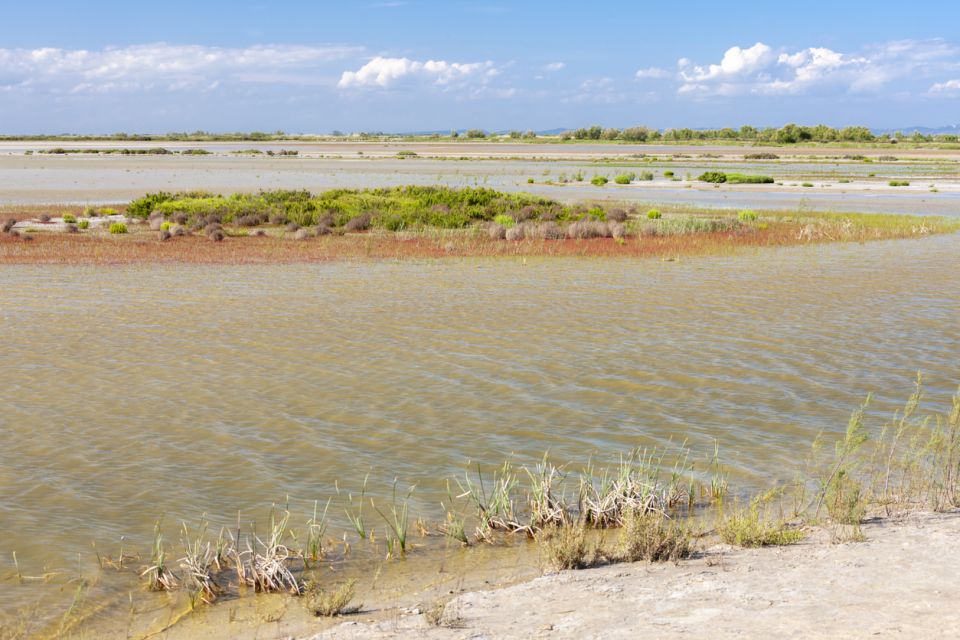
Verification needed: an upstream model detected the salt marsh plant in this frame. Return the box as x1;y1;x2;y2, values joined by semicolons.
646;209;662;220
590;175;608;186
108;222;127;234
616;510;692;562
538;520;598;571
719;490;806;547
237;509;300;594
303;578;361;617
304;499;331;567
614;173;635;184
341;475;369;539
142;520;177;591
374;480;416;557
457;462;526;540
178;520;219;606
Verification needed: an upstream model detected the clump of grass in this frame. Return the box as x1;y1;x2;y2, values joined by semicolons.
304;499;331;567
663;170;675;177
801;182;814;188
492;213;514;228
590;175;608;186
77;219;89;230
888;180;910;187
178;520;219;606
738;210;758;222
141;520;178;591
638;171;654;181
373;480;415;557
457;462;527;540
646;209;662;220
614;173;634;185
303;579;361;617
236;509;301;594
62;214;77;224
538;520;598;571
108;222;127;234
616;510;692;563
525;454;570;529
720;491;806;547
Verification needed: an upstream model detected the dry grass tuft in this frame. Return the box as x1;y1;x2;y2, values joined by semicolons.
303;579;361;617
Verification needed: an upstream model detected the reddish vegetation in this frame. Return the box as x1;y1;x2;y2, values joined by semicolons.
0;222;868;265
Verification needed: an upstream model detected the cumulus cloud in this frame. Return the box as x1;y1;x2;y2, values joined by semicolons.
338;56;498;89
0;43;360;93
676;39;959;97
635;66;669;79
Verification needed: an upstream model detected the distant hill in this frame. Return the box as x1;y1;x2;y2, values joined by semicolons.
873;124;960;135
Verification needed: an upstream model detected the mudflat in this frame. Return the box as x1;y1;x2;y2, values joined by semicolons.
312;511;960;639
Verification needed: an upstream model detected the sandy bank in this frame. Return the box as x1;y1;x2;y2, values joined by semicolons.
309;511;960;639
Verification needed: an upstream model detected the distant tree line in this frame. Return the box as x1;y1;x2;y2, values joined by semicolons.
1;125;956;143
562;123;958;143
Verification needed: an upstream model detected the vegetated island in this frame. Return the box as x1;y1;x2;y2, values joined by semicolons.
1;186;956;264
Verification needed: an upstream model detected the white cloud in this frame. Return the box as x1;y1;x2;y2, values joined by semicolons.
338;56;498;89
635;66;669;79
680;42;773;82
931;79;960;92
544;62;565;71
675;39;960;97
0;43;360;93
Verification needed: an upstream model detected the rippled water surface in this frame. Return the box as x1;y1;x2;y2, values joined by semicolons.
1;236;959;621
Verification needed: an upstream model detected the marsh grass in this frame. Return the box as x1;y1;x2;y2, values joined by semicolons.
719;490;806;547
373;480;415;557
538;520;600;571
616;511;692;563
303;578;361;617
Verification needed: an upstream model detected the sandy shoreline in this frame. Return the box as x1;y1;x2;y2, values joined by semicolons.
308;511;960;639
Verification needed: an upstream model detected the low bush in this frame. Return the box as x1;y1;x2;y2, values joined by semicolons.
698;171;728;183
78;220;90;230
493;214;515;229
888;180;910;187
638;171;654;181
62;214;77;224
109;222;128;234
663;170;675;178
614;173;635;185
738;210;758;222
744;152;779;159
801;182;814;187
591;176;609;186
647;209;662;220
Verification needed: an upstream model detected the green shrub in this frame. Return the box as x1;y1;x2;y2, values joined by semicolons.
527;178;535;184
62;214;77;224
83;206;97;217
801;182;814;188
587;207;606;221
99;208;118;216
109;222;128;234
493;214;515;228
78;220;90;230
698;171;728;183
160;221;173;231
663;170;675;178
725;173;774;184
738;210;758;222
638;171;654;181
591;176;608;186
614;173;634;185
888;180;910;187
647;209;662;219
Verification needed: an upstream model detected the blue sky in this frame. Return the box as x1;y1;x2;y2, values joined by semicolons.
2;0;959;133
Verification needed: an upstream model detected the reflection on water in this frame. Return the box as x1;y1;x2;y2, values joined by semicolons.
1;235;959;623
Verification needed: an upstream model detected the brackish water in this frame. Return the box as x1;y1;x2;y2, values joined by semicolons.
1;235;959;630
